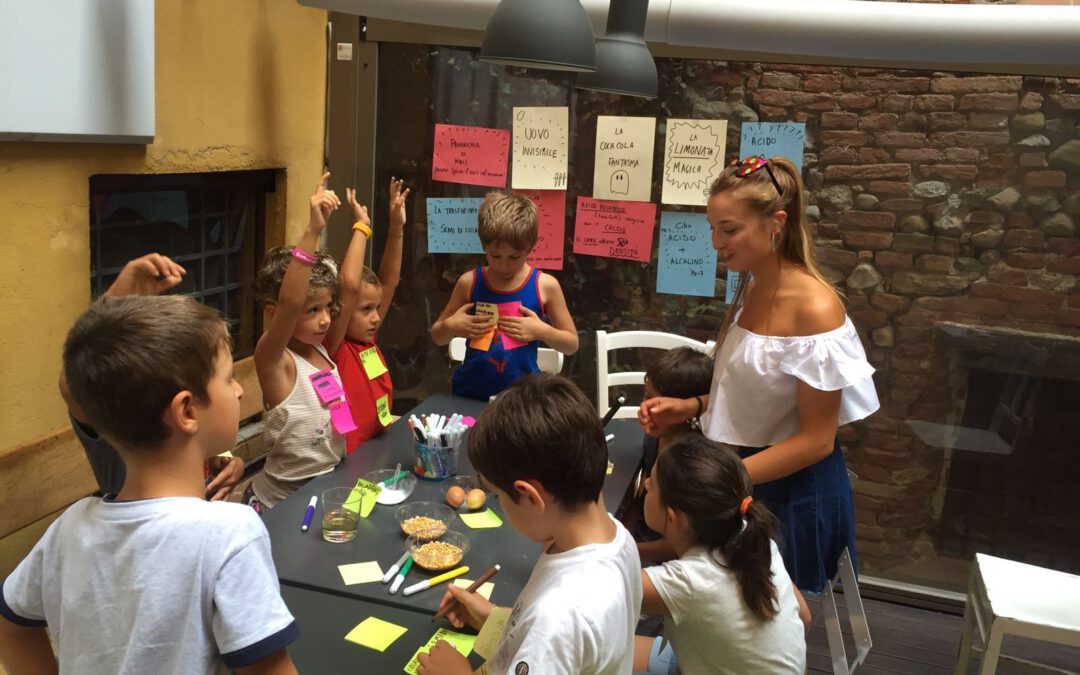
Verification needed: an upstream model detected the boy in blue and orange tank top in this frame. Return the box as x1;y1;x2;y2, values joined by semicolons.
432;191;578;400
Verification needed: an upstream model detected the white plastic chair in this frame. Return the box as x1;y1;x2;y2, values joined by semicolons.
448;337;564;374
595;330;714;419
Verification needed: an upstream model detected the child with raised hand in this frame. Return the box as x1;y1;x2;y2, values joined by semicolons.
417;374;641;675
634;434;806;675
1;295;298;675
246;173;346;510
324;177;409;453
431;191;578;401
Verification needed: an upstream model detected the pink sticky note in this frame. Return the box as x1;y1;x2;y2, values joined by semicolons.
329;400;358;435
432;124;511;188
572;197;657;263
497;301;527;350
516;189;566;271
310;370;345;406
460;416;477;427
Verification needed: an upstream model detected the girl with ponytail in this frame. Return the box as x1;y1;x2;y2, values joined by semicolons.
639;156;879;611
633;434;805;674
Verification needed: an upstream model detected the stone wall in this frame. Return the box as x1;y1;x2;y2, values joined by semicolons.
373;44;1080;580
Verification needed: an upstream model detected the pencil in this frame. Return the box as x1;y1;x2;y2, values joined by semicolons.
432;564;501;621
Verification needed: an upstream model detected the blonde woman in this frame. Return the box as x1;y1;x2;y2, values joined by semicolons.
640;156;879;609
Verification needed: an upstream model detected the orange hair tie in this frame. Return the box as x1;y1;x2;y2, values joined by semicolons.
739;496;753;516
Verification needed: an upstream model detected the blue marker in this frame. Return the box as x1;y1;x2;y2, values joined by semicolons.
300;496;317;532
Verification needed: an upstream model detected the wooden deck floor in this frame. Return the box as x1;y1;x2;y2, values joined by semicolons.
805;595;1080;674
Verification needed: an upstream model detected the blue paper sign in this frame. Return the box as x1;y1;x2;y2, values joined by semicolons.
739;122;806;174
725;269;740;305
427;198;485;254
657;212;717;298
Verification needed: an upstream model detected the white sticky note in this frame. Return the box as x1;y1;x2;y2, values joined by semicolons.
338;561;384;586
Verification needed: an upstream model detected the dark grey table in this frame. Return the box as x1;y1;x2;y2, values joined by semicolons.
264;393;644;615
281;585;485;673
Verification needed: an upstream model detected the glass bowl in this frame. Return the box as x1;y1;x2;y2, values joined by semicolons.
366;469;417;505
395;501;456;540
406;530;471;571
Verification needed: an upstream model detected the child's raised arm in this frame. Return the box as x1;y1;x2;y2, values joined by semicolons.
324;187;371;355
376;177;410;321
254;173;339;395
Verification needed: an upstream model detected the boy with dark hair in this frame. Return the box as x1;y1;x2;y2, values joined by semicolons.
431;191;578;401
1;295;299;675
418;374;641;675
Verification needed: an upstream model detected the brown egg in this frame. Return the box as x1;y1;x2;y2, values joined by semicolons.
466;488;486;510
446;485;466;508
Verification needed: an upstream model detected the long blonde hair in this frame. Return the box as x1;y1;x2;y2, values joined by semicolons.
710;155;840;350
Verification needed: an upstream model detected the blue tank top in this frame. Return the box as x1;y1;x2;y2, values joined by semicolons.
451;266;546;400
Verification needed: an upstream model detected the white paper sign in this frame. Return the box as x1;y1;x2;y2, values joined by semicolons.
593;116;656;202
512;107;569;190
661;119;728;206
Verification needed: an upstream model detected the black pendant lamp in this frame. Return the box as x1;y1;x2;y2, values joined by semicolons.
479;0;597;72
576;0;657;99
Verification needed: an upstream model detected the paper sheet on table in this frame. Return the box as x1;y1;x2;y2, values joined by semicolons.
459;508;504;530
403;628;476;674
338;561;384;585
345;616;408;651
452;578;495;600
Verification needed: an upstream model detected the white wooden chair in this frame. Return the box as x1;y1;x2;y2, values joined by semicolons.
822;547;873;675
954;553;1080;675
595;330;714;419
448;337;564;374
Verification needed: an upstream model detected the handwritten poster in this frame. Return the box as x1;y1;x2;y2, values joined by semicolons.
515;189;567;271
511;107;569;190
572;197;657;263
431;123;510;187
740;122;806;174
726;270;741;304
662;119;727;206
593;116;656;202
426;198;484;254
657;212;717;297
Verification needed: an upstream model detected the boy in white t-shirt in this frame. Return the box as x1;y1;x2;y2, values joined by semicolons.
418;374;642;675
0;296;299;675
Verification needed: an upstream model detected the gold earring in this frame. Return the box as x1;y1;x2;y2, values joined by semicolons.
771;232;779;252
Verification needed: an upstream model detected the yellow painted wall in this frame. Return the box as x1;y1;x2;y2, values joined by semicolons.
0;0;328;450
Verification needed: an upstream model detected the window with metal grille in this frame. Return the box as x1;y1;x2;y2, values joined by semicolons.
89;170;276;358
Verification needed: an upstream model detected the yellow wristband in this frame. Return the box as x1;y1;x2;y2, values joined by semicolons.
353;221;372;238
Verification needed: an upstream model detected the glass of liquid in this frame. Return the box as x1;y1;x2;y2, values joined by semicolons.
320;487;360;543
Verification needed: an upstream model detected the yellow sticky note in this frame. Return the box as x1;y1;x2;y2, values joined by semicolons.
338;561;384;586
404;629;476;674
473;606;511;660
459;508;504;529
376;394;393;427
452;578;495;600
359;346;389;380
607;460;614;475
345;616;408;652
345;479;381;518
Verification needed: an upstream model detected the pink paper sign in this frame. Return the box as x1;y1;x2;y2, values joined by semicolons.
432;123;511;187
516;189;566;271
496;301;527;350
572;197;657;263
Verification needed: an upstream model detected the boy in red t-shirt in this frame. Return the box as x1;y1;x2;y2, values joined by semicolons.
324;177;409;453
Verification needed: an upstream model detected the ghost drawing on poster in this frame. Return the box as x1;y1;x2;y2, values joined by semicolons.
593;116;655;203
512;107;569;190
661;119;727;206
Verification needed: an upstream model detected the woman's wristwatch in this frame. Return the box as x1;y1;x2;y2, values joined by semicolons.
688;395;704;429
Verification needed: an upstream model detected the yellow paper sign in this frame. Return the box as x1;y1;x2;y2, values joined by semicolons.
345;616;408;652
345;479;381;518
511;106;569;190
338;561;385;586
473;606;511;660
359;346;388;380
377;394;393;427
459;508;504;530
593;116;657;202
452;578;495;600
404;629;476;674
662;119;728;206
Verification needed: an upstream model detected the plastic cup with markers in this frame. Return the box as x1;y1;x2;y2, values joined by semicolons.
407;412;470;480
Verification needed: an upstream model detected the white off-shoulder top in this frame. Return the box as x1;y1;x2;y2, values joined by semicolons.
700;314;880;448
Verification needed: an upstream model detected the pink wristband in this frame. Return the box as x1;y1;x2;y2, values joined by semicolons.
290;247;317;266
